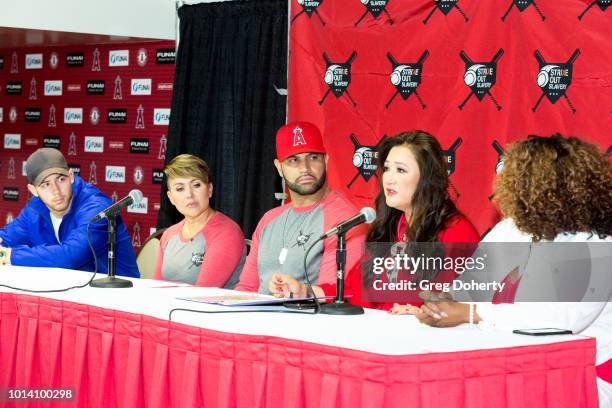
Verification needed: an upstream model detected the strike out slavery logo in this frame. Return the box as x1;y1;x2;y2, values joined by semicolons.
292;0;326;26
386;50;429;109
442;137;463;176
489;140;505;200
320;52;358;106
423;0;469;24
459;49;504;111
578;0;611;20
347;134;386;189
355;0;393;26
501;0;546;21
533;49;580;113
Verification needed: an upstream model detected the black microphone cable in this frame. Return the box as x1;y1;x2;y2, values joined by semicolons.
0;220;100;293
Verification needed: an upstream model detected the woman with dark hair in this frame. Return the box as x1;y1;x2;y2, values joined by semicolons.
414;134;612;404
269;130;479;309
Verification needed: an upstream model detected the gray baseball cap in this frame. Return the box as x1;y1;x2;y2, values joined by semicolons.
25;148;70;186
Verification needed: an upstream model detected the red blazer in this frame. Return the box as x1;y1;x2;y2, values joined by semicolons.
320;214;480;310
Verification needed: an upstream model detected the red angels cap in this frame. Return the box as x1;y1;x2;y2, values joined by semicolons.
276;121;326;161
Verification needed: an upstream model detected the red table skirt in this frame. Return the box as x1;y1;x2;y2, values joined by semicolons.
0;293;599;408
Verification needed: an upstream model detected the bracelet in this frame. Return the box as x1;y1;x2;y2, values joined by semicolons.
468;303;475;327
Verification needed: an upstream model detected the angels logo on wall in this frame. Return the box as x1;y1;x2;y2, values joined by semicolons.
29;77;37;100
132;223;142;248
292;0;325;26
11;51;18;74
89;161;98;185
320;51;358;107
355;0;393;27
92;48;101;71
48;104;57;128
423;0;469;25
501;0;545;21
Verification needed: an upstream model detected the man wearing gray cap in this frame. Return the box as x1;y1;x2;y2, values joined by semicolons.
0;148;139;277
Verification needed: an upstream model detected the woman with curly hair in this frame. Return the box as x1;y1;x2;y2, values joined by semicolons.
414;134;612;404
268;130;480;309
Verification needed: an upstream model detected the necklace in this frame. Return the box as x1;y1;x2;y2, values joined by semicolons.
183;210;215;241
278;199;324;265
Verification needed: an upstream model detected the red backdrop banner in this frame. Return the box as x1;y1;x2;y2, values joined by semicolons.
0;41;175;250
287;0;612;234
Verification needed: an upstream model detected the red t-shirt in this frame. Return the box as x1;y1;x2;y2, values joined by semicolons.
320;213;480;310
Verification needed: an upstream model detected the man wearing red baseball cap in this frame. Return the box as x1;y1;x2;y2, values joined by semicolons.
235;121;365;294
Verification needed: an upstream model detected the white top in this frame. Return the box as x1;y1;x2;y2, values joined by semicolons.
50;213;63;243
479;218;612;405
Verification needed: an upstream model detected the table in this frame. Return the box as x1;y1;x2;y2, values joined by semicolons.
0;266;599;407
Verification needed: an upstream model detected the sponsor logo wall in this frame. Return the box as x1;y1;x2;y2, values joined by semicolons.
287;1;612;233
0;41;175;248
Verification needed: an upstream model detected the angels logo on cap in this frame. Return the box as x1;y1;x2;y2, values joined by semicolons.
423;0;468;25
501;0;546;21
355;0;393;27
347;134;386;189
292;0;325;26
532;49;580;113
386;51;429;109
459;49;504;111
578;0;610;20
276;121;326;161
320;52;358;107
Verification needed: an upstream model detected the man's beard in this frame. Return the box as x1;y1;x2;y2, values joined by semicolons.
285;170;327;196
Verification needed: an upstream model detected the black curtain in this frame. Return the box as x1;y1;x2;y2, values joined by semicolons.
157;0;287;238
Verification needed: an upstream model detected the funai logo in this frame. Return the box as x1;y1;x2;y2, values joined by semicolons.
4;134;22;149
131;79;152;95
64;108;83;124
105;165;126;183
44;80;63;96
127;197;148;214
25;53;43;69
109;50;129;67
153;108;170;125
84;136;104;153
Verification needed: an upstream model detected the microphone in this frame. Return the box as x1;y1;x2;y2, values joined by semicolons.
320;207;376;239
91;189;143;222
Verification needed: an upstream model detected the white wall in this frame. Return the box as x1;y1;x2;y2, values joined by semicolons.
0;0;176;40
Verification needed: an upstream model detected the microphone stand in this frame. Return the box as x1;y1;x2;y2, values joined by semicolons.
90;214;133;288
319;232;364;315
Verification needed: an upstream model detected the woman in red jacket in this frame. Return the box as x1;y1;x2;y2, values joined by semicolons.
269;130;479;310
